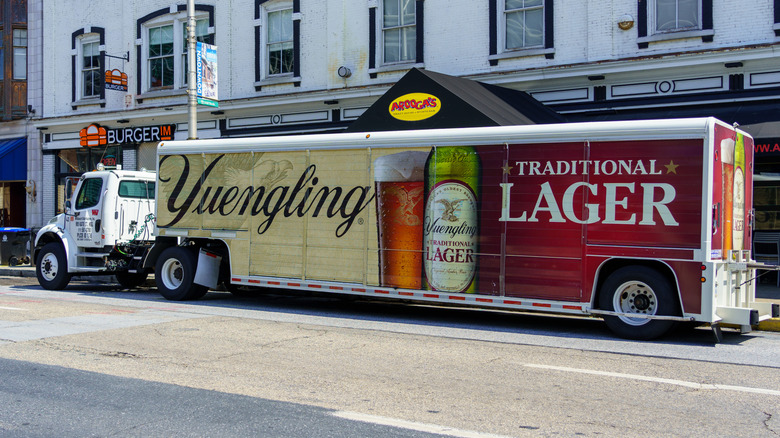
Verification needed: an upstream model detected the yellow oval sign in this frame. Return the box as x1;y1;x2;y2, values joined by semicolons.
388;93;441;122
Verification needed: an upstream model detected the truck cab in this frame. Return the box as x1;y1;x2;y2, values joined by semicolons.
34;169;156;290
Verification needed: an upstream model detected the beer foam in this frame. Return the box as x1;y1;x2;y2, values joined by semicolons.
374;151;428;182
721;138;735;164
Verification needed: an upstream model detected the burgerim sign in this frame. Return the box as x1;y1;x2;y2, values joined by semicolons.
389;93;440;121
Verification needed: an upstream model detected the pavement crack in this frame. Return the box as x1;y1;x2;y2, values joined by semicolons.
764;411;779;436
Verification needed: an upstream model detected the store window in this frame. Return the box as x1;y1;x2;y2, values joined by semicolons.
55;146;122;213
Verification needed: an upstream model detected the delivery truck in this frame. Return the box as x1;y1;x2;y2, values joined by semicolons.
34;118;779;339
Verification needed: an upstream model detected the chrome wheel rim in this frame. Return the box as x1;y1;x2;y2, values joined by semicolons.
612;280;657;326
40;252;59;281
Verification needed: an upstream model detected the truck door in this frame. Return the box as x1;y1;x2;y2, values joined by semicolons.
67;176;105;248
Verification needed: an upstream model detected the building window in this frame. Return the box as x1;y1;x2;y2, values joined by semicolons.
71;28;105;106
0;0;26;120
637;0;712;48
12;29;25;80
148;24;174;89
368;0;423;76
80;39;101;99
137;5;214;95
488;0;553;65
382;0;415;64
654;0;699;32
267;8;293;75
254;0;300;88
503;0;543;50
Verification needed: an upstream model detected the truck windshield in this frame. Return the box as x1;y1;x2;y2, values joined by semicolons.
118;181;155;199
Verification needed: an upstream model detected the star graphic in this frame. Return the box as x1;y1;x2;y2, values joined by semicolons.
665;160;679;174
501;162;513;175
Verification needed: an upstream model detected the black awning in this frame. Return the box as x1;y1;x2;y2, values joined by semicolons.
0;138;26;181
346;68;564;132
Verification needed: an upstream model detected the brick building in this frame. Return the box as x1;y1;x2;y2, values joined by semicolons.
24;0;780;227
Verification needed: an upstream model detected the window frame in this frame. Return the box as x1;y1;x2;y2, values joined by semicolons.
78;36;102;100
12;28;26;80
368;0;424;78
71;27;105;107
136;5;215;98
488;0;554;65
254;0;301;89
381;0;416;65
637;0;713;48
501;0;544;52
265;5;294;77
651;0;701;34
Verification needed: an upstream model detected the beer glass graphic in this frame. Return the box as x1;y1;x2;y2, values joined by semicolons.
374;151;428;289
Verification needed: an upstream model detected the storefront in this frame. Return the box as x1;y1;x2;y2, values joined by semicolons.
41;123;174;218
0;138;27;227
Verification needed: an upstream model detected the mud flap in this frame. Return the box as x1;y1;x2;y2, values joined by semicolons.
194;249;221;290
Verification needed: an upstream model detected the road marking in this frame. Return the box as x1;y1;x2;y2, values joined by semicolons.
332;411;514;438
524;363;780;396
0;306;25;311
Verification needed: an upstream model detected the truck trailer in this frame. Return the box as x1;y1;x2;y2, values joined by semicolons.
34;118;779;339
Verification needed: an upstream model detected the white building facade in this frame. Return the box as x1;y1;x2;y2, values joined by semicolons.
27;0;780;226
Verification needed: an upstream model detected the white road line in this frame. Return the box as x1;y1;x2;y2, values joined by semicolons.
0;306;25;310
524;363;780;396
332;411;514;438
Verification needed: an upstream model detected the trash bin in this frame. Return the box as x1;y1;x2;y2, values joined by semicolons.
0;227;31;266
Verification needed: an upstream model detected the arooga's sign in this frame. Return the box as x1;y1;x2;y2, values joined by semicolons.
388;93;441;122
80;123;175;147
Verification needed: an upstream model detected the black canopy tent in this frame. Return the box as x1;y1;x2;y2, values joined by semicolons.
346;68;564;132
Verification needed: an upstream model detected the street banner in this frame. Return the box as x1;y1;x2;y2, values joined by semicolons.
196;42;218;107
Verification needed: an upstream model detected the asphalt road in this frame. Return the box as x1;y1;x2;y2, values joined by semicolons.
1;276;780;437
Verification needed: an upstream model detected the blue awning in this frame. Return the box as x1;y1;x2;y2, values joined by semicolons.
0;138;26;181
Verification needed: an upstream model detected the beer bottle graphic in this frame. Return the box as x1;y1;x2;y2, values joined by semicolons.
422;146;480;293
733;134;745;252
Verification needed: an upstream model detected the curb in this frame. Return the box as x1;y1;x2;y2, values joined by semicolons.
758;318;780;332
0;266;37;278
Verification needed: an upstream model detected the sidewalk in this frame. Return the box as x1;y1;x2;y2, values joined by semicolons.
2;263;779;332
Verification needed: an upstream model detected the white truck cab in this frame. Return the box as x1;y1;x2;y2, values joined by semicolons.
34;169;156;290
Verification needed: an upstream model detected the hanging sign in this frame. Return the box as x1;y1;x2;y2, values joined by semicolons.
196;42;218;107
105;69;128;92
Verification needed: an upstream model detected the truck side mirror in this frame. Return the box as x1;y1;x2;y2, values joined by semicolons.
66;200;71;210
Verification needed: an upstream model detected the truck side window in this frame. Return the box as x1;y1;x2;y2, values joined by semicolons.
75;178;104;210
118;181;155;199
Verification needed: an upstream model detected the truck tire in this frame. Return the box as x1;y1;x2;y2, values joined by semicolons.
598;266;680;340
36;242;71;290
155;247;207;301
116;271;149;289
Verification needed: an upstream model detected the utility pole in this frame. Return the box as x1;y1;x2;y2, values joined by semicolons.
187;0;198;139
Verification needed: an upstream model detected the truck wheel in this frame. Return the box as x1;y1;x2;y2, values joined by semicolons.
598;266;680;340
36;242;71;290
155;247;207;301
116;271;149;289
